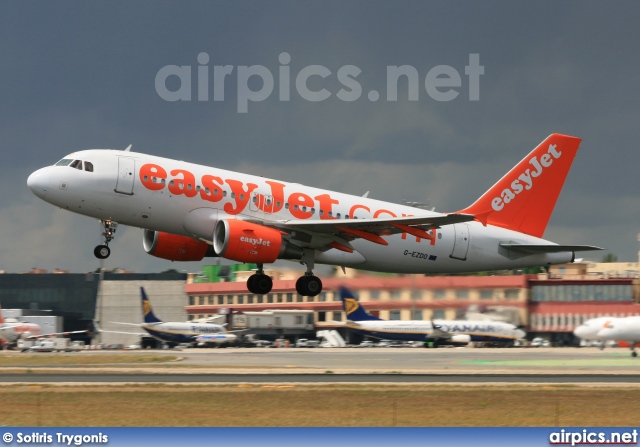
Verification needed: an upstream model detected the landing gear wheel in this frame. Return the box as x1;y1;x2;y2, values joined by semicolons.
94;245;110;259
247;274;272;295
94;220;117;259
295;275;322;296
247;274;257;293
632;351;637;358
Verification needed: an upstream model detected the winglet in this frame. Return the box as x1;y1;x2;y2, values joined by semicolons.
458;134;581;237
141;287;162;324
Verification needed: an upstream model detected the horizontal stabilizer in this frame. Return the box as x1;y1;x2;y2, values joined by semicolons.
499;243;604;254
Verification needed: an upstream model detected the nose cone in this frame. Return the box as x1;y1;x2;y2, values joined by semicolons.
514;328;526;340
573;325;586;338
27;168;52;198
574;324;598;340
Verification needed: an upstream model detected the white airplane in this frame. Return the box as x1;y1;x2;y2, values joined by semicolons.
339;286;526;346
597;317;640;357
105;287;237;347
0;304;42;347
573;316;620;347
0;303;86;348
27;134;601;296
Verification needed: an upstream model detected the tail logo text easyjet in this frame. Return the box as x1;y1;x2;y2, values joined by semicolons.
491;144;562;212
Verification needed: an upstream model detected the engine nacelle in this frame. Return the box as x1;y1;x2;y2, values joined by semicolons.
450;334;472;345
143;230;210;262
213;219;302;263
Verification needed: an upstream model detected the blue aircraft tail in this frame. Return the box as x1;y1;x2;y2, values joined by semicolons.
141;287;162;324
339;286;382;321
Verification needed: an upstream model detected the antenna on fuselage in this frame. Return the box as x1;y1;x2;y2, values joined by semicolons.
124;144;132;152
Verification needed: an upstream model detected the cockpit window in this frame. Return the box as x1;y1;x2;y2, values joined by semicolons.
69;160;83;170
54;158;94;172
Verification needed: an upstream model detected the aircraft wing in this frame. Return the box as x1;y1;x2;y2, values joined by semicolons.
96;329;147;336
25;330;88;340
267;213;475;250
109;322;144;327
96;322;146;336
328;320;347;326
499;243;604;254
425;326;453;341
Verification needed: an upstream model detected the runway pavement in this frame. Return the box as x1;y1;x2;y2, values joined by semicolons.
1;347;639;384
167;346;640;374
1;373;640;384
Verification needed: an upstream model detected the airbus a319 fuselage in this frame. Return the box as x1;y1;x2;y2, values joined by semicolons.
27;134;601;296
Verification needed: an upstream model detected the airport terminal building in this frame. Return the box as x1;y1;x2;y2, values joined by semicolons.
0;271;187;346
185;262;640;345
1;260;639;346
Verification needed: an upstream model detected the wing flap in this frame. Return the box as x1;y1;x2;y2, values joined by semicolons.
271;213;475;237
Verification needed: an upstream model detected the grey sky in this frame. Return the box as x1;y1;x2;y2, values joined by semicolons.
2;1;639;273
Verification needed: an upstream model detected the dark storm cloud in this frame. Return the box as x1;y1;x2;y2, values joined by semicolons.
2;1;639;272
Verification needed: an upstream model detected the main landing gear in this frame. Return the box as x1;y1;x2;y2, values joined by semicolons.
295;249;322;297
631;343;638;358
295;274;322;297
94;220;117;259
245;250;323;297
247;264;273;295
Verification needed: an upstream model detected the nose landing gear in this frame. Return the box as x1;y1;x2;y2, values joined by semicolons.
94;220;118;259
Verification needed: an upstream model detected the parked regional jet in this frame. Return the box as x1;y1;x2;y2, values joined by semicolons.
107;288;237;347
0;304;41;347
28;134;601;296
596;317;640;357
573;317;620;347
339;286;526;346
0;303;86;348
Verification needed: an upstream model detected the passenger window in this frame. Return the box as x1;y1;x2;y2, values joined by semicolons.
84;161;94;172
69;160;83;170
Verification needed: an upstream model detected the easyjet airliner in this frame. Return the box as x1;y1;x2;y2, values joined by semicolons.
0;304;42;347
27;134;601;296
0;302;86;348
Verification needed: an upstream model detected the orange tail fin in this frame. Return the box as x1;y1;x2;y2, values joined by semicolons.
459;133;581;238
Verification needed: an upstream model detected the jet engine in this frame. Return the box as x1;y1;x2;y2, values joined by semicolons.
213;219;302;263
143;230;213;262
450;334;472;345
